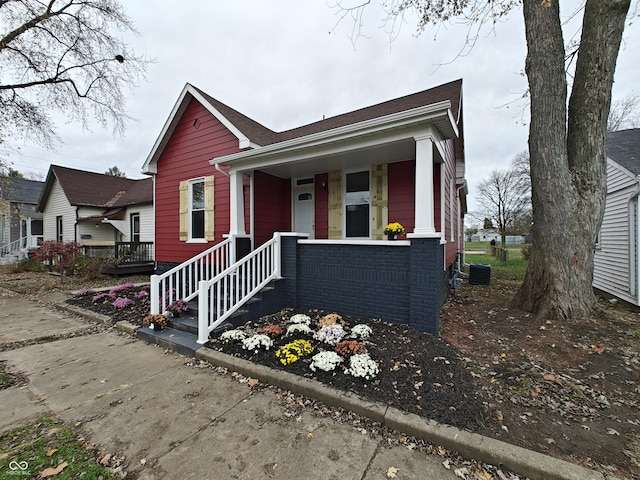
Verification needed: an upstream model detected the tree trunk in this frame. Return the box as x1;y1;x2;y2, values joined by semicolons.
514;0;630;320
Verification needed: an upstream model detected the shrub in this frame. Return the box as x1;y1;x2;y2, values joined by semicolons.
275;339;314;366
257;325;284;338
335;340;365;357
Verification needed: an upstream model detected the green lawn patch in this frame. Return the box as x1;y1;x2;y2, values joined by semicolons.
0;417;115;479
464;248;528;282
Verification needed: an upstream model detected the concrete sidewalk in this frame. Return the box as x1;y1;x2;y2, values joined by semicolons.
0;294;459;480
0;291;619;480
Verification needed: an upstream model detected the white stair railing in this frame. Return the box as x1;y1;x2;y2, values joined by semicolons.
197;233;281;344
150;238;232;315
0;236;28;258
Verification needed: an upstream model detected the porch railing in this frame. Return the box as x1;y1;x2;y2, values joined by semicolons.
114;241;154;264
0;236;28;258
197;233;281;344
150;238;232;315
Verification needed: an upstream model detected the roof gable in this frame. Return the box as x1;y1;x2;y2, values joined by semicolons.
607;128;640;175
37;165;152;212
142;79;464;174
142;83;277;174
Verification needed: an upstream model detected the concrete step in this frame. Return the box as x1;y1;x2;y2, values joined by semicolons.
137;326;203;357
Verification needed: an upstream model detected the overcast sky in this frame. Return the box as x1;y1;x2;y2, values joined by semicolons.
5;1;640;221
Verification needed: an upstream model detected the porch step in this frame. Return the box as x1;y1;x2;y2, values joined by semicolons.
137;326;203;357
137;280;281;356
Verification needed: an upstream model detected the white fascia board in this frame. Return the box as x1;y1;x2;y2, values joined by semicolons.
188;87;253;150
142;84;256;175
211;101;454;171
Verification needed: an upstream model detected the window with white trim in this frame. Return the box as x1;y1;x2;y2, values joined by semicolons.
345;171;370;238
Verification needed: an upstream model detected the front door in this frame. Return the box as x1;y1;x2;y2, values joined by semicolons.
295;188;314;239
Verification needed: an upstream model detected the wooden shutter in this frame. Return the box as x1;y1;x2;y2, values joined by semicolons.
328;171;342;239
204;175;215;241
371;164;388;240
179;180;188;241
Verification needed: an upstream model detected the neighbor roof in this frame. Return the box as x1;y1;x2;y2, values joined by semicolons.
607;128;640;175
0;177;44;204
37;165;152;212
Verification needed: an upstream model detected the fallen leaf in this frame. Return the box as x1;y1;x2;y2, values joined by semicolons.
40;462;68;478
443;459;451;469
46;448;58;457
592;344;605;354
454;467;469;478
100;453;111;465
543;373;556;382
477;469;492;480
386;466;399;478
607;428;620;436
248;378;259;387
307;432;313;439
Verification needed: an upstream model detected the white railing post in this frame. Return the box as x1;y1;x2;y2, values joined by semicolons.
150;274;160;315
197;280;209;344
273;232;282;278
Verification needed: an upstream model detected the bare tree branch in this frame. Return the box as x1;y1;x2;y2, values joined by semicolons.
0;0;150;150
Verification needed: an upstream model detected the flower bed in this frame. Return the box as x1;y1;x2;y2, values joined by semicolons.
206;308;485;431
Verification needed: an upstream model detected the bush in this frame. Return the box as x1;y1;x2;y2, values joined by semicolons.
34;241;83;273
8;257;46;273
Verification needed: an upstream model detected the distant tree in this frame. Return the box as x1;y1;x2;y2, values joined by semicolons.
105;166;126;177
465;227;478;241
0;0;149;151
607;94;640;132
477;162;530;247
483;218;494;230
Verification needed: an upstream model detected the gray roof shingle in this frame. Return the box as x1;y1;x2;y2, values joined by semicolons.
607;128;640;175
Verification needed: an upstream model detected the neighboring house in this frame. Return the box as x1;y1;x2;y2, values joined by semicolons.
143;80;467;335
0;176;44;262
593;128;640;305
470;229;501;243
37;165;154;272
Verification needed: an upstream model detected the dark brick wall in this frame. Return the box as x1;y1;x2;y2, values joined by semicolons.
295;243;411;324
155;261;178;275
408;237;446;334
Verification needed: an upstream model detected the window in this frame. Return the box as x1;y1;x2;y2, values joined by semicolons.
56;216;63;243
130;213;140;243
190;179;205;239
345;171;370;238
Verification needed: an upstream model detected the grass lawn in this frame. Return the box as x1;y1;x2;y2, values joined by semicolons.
0;417;115;479
464;245;528;281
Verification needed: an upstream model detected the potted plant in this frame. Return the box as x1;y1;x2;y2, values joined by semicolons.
143;313;168;331
384;222;405;240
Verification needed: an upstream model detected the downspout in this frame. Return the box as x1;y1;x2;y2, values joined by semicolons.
215;163;230;178
455;184;468;277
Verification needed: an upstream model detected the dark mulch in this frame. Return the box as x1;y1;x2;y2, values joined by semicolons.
65;284;151;325
205;308;486;431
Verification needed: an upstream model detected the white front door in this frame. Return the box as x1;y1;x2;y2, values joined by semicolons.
295;188;314;239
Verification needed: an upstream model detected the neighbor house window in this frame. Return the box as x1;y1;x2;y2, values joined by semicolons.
56;216;63;243
190;179;205;239
130;213;140;243
345;171;370;238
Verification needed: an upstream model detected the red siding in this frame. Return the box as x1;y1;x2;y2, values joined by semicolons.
388;161;415;238
314;173;329;239
154;99;241;264
253;171;291;246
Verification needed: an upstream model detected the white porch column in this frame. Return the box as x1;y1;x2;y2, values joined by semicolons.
413;134;437;236
229;171;246;235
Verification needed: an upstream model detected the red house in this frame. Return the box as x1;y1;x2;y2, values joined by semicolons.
142;80;467;342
